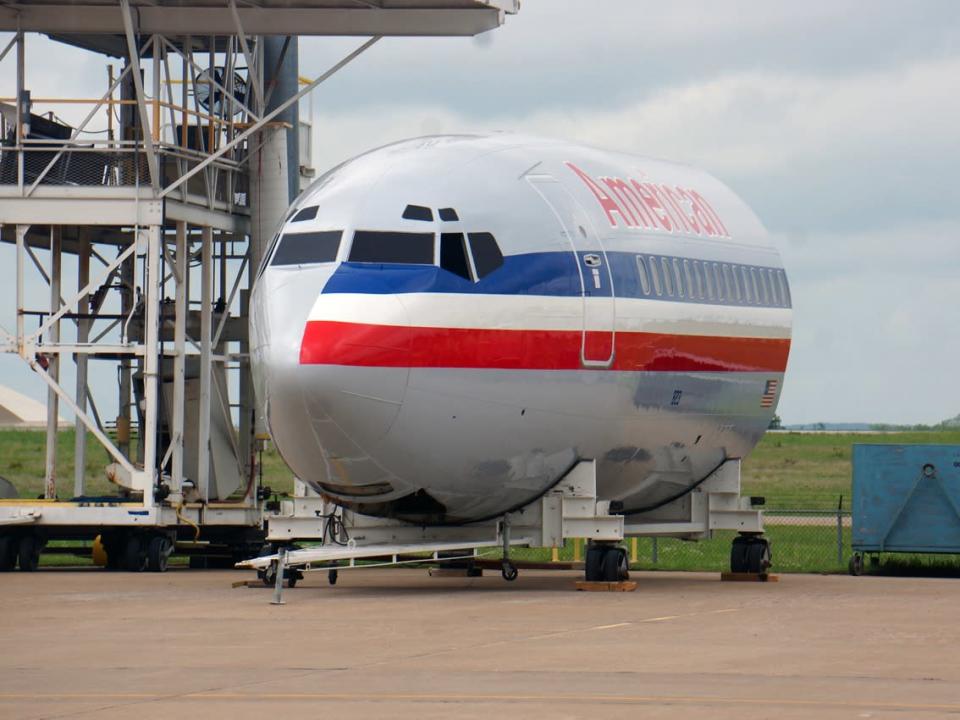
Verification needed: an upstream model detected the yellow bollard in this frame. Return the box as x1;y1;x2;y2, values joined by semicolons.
551;545;559;563
573;537;582;562
630;537;638;563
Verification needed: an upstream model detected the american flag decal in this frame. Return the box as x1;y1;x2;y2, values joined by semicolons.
761;379;779;408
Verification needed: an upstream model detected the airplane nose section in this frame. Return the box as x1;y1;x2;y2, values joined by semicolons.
251;268;410;486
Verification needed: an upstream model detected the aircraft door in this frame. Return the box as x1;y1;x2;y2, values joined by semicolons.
527;175;615;367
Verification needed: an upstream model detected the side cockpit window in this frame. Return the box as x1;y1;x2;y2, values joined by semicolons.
468;232;504;279
440;233;472;280
271;230;342;266
349;231;434;264
290;205;318;222
402;204;433;221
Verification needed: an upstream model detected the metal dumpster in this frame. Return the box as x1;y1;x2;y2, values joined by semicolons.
850;444;960;575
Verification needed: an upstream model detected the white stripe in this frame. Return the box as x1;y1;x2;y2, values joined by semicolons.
308;293;792;339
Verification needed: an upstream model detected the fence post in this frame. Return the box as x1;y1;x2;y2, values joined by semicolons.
652;537;659;564
630;536;638;564
573;537;582;563
836;494;844;566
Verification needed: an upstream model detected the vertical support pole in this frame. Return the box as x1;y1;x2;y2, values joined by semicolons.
15;225;26;352
630;536;638;564
271;547;287;605
573;537;582;563
74;233;91;498
837;495;844;566
118;246;134;459
170;221;188;495
139;225;162;507
15;30;24;193
652;537;659;564
152;35;161;143
44;226;62;499
197;226;213;502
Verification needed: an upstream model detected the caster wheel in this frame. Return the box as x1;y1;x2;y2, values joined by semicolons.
730;535;751;573
147;536;172;573
601;547;629;582
17;535;41;572
123;535;147;572
848;553;864;576
746;539;771;574
585;544;606;582
501;560;518;582
287;572;299;589
0;536;16;571
257;543;276;586
328;569;338;586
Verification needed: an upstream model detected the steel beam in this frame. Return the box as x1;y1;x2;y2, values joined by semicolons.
197;226;213;502
171;221;187;495
74;233;91;498
119;0;160;193
44;226;62;499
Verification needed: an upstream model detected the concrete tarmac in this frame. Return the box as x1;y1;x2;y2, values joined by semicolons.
2;568;959;719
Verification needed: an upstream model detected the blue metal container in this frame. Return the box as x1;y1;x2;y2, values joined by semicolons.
850;444;960;574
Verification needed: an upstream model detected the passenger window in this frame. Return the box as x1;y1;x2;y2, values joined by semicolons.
704;260;715;300
712;263;724;301
741;266;753;303
468;232;504;279
636;256;651;295
672;258;685;298
271;230;342;266
349;231;434;264
749;268;761;304
291;205;318;222
692;260;705;299
402;205;433;222
778;270;791;307
440;233;472;281
683;259;695;299
649;256;663;296
768;269;781;306
723;264;738;302
660;257;674;296
438;208;459;221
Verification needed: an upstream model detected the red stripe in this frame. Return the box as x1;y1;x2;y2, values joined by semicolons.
300;321;790;373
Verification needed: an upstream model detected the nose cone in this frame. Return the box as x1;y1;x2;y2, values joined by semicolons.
250;266;411;492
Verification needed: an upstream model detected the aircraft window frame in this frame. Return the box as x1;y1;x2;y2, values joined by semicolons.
402;204;434;222
467;232;505;279
635;256;652;296
648;256;663;296
672;258;685;298
290;205;319;222
348;230;435;265
660;257;675;296
270;230;343;267
440;232;473;281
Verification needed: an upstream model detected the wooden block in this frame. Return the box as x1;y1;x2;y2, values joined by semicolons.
575;580;638;592
720;572;779;582
232;580;267;589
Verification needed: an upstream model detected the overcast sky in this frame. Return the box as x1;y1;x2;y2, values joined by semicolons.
1;1;958;425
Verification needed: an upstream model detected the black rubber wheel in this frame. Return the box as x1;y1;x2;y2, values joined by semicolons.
17;534;41;572
848;553;863;576
501;560;519;582
287;571;298;588
601;547;629;582
257;543;276;585
147;536;171;573
328;569;338;585
0;536;16;571
585;544;606;582
123;535;147;572
730;536;751;573
745;540;771;574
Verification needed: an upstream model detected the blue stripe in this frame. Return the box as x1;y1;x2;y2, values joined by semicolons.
322;251;792;309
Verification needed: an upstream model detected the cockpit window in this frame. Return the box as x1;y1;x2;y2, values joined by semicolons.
270;230;342;266
349;231;435;264
402;204;433;222
438;207;459;221
467;233;504;279
290;205;318;222
440;233;472;280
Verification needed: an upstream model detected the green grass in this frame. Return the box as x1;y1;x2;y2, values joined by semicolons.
4;428;960;574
